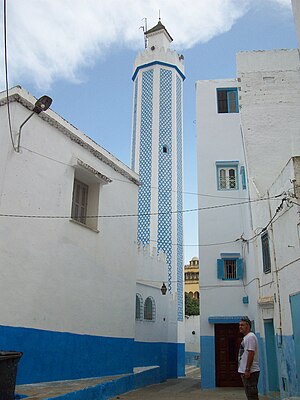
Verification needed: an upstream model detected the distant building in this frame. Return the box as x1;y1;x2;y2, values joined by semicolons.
184;256;199;300
184;257;200;368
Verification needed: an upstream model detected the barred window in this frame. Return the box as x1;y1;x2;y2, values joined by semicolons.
135;294;143;320
224;259;237;279
144;296;156;321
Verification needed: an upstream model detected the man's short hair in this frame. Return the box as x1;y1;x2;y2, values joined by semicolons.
240;316;252;328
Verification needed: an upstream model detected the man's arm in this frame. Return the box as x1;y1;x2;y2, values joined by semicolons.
244;350;255;378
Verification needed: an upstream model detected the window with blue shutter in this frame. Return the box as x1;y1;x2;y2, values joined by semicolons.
217;88;239;113
217;254;243;280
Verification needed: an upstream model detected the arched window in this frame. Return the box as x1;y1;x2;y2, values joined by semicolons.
189;291;193;299
194;291;199;299
135;294;143;320
144;296;156;321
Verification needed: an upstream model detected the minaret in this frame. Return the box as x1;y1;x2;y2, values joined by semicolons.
131;20;185;322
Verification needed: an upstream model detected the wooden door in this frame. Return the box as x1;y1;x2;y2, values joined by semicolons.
215;323;243;387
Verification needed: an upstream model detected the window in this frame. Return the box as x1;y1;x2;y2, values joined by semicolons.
261;232;271;273
144;296;156;321
216;162;239;190
72;180;88;224
70;159;111;231
224;259;237;279
217;88;238;113
217;254;243;280
162;145;168;153
240;166;247;190
135;294;143;320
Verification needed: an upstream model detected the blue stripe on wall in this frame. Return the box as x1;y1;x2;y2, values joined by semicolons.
137;69;153;245
176;75;184;322
134;341;185;380
158;68;173;293
185;351;200;367
200;335;215;388
0;325;134;385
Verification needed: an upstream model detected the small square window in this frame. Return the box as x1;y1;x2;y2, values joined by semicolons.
216;162;239;190
217;255;243;280
217;88;239;113
224;259;237;279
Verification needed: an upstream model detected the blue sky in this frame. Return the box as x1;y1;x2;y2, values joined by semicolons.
1;0;298;263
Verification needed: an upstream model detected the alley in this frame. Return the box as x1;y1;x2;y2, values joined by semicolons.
110;368;269;400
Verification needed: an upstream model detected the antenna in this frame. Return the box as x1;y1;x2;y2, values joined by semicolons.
140;17;148;49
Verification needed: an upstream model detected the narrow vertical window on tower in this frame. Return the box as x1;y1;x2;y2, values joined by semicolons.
217;88;238;113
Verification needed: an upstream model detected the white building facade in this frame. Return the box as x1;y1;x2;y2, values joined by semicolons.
196;78;255;389
0;86;176;385
196;32;300;399
131;21;185;375
237;48;300;398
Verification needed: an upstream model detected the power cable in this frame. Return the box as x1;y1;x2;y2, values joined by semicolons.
0;195;281;220
20;146;249;200
3;0;16;151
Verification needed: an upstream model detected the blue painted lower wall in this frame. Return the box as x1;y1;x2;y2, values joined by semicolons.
278;335;299;397
133;341;185;380
0;325;134;384
185;351;200;367
200;336;215;388
0;325;185;386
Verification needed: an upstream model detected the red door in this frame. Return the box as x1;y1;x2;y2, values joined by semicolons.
215;323;243;387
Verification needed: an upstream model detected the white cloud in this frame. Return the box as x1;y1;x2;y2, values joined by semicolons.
0;0;292;90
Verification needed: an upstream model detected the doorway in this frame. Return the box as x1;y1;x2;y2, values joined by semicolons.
290;292;300;392
264;319;279;392
215;323;243;387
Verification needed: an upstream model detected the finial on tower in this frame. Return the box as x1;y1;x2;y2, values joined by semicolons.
159;9;161;21
140;17;148;49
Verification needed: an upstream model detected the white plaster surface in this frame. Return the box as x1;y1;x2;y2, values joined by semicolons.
0;87;139;339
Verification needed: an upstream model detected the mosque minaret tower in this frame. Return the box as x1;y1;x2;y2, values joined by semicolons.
131;19;185;322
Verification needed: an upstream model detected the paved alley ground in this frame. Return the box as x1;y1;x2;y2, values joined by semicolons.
110;367;269;400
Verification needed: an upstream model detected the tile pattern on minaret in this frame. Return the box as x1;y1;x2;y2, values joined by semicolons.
137;70;153;245
158;68;173;291
176;75;184;321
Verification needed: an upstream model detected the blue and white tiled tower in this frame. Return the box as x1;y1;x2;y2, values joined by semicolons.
131;20;185;323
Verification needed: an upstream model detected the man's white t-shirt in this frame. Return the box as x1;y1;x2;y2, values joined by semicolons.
238;332;260;373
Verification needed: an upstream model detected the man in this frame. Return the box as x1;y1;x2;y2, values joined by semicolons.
238;317;260;400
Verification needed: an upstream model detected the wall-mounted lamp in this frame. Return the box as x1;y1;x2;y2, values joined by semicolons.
16;95;52;152
161;282;167;295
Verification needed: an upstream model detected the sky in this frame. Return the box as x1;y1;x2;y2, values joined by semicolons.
1;0;298;263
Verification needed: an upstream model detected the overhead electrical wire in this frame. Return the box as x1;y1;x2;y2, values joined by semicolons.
0;195;282;220
20;146;248;200
3;0;16;151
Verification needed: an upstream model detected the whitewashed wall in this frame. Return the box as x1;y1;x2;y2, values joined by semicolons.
0;88;139;339
185;315;200;353
196;79;255;336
